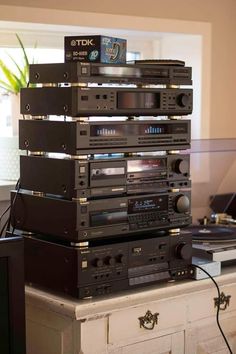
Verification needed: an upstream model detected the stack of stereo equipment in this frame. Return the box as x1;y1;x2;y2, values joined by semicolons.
12;59;193;298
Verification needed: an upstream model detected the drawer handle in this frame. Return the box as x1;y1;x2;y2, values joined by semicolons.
214;291;231;311
138;310;159;330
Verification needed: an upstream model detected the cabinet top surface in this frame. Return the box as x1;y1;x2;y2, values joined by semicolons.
25;265;236;320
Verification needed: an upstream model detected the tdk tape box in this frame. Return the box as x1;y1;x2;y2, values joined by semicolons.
64;35;127;64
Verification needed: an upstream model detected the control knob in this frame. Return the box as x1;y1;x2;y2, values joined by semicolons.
175;242;192;260
176;93;190;107
104;256;116;266
116;254;125;264
94;258;103;268
174;194;190;213
172;159;188;175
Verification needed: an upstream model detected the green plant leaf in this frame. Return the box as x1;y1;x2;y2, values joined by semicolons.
0;59;21;93
0;80;16;93
0;34;36;94
7;53;28;86
16;33;29;69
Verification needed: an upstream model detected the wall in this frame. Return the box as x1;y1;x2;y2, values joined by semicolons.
0;0;235;139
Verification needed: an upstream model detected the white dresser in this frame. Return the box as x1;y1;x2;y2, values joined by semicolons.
25;267;236;354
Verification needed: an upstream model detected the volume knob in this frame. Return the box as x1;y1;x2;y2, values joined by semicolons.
177;93;189;107
175;242;192;260
173;159;188;174
174;195;190;213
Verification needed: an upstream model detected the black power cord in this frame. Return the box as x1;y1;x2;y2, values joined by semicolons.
1;80;29;237
0;214;11;237
192;264;233;354
0;178;21;237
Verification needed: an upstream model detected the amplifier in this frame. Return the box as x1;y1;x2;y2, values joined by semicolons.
20;87;193;117
19;119;191;154
20;154;191;199
11;191;191;242
29;62;192;85
24;231;192;298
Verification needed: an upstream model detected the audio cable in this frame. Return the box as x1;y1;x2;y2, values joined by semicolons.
0;178;21;237
191;264;233;354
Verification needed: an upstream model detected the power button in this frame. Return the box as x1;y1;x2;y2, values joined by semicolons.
80;166;86;174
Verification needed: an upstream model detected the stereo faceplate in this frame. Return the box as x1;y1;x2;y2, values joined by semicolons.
24;231;192;298
20;87;193;117
19;119;191;154
11;191;191;242
29;62;192;85
20;154;191;199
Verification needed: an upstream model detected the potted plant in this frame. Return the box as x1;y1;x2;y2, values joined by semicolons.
0;34;31;136
0;34;33;181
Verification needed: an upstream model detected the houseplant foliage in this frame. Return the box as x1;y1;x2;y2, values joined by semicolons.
0;34;30;93
0;34;36;136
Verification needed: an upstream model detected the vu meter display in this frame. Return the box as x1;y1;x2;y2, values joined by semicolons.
90;123;187;137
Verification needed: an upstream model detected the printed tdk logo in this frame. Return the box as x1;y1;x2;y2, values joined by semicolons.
71;39;95;46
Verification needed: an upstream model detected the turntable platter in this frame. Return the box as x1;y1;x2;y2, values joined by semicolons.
187;225;236;242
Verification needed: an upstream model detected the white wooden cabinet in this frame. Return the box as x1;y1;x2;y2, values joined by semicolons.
25;267;236;354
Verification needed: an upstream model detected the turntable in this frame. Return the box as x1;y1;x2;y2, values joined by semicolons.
189;224;236;263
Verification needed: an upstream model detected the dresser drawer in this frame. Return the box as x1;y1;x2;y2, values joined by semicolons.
108;297;186;345
187;283;236;322
108;331;184;354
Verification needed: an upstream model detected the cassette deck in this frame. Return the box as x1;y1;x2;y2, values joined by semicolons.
20;154;190;199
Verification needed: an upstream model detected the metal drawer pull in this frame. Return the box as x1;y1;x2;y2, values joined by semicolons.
214;292;231;311
138;310;159;330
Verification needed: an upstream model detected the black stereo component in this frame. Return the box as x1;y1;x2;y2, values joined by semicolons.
133;59;185;66
11;191;191;242
20;87;193;117
20;154;191;199
24;231;192;298
19;119;191;154
29;62;192;85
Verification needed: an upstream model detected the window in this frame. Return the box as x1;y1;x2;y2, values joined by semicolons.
0;46;140;137
0;23;204;181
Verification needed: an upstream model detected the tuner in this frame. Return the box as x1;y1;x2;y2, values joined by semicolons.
172;159;189;175
175;242;192;260
177;93;190;107
174;195;190;213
